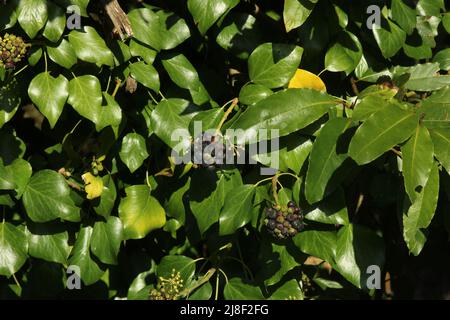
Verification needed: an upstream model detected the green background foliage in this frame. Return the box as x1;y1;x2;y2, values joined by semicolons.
1;0;450;300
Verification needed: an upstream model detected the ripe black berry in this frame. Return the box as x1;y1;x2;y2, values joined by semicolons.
192;131;229;169
264;200;304;240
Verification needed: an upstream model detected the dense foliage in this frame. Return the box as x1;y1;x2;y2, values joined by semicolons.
1;0;450;300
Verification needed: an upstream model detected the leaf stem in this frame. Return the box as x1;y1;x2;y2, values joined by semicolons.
44;51;48;73
13;65;28;77
218;268;229;284
272;175;279;206
12;273;21;290
181;268;216;298
214;273;220;300
111;78;121;98
216;98;239;132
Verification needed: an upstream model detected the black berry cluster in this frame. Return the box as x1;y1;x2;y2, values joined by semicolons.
264;201;304;239
0;33;30;69
192;131;228;169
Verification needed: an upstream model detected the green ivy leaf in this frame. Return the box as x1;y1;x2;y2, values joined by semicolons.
68;75;103;124
42;2;66;43
334;224;385;289
26;221;70;264
269;279;303;300
95;93;122;136
68;225;105;286
5;158;32;198
187;0;239;35
216;13;262;59
283;0;318;32
373;18;406;58
391;0;416;35
161;53;210;105
239;84;273;105
69;26;115;67
93;175;117;218
223;278;264;300
118;185;166;240
119;133;149;173
258;240;302;286
22;170;81;223
47;39;78;70
325;30;362;75
18;0;48;38
151;98;199;150
128;8;190;51
0;222;28;277
219;184;255;236
248;43;303;88
157;255;196;287
293;229;337;264
129;61;160;92
129;39;157;65
90;216;123;265
28;72;69;128
305;188;349;225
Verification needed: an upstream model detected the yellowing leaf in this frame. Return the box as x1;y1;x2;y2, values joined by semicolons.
82;172;104;200
288;69;327;92
118;185;166;239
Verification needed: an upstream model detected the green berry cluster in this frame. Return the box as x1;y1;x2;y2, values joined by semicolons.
149;269;184;300
264;201;304;239
0;33;30;69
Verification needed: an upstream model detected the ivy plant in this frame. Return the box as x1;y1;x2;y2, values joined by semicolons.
1;0;450;300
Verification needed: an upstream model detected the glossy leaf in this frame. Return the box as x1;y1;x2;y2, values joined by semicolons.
119;133;149;173
128;8;190;51
325;31;362;75
248;43;303;88
68;225;105;286
22;170;80;223
403;161;439;256
305;118;352;204
223;278;264;300
429;129;450;175
283;0;318;32
28;72;69;128
230;89;335;144
91;216;123;265
129;61;160;92
188;0;239;35
17;0;48;38
219;184;255;235
68;75;103;124
27;221;70;264
401;125;434;202
47;39;77;70
348;105;418;165
69;26;115;67
118;185;166;240
0;222;27;276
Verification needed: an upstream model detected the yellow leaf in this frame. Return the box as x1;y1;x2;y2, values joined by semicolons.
82;172;104;200
288;69;327;92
